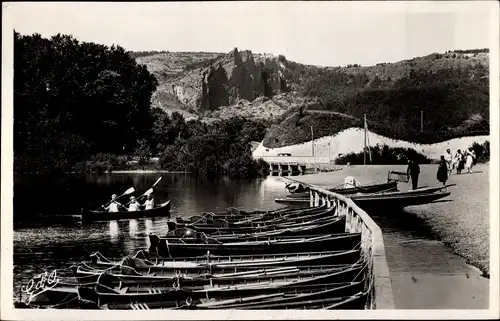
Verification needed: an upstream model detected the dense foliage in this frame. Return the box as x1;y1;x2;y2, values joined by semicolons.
156;113;269;178
14;32;268;179
14;31;158;173
262;51;489;147
334;144;432;165
299;67;489;144
469;141;490;163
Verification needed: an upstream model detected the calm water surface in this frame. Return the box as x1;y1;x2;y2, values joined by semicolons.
13;168;488;305
13;173;290;298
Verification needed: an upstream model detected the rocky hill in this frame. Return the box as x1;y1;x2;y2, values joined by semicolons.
134;48;489;144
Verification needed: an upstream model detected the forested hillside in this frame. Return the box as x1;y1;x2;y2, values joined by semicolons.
135;48;489;148
264;51;489;147
14;32;268;177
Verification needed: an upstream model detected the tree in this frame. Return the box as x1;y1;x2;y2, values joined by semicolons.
14;31;158;173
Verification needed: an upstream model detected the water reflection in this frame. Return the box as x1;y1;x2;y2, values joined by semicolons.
128;219;138;237
108;221;119;244
144;218;153;247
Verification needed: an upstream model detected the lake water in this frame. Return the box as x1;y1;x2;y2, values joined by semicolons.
13;173;289;299
12;168;489;308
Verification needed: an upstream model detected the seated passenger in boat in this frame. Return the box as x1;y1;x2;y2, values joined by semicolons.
104;194;122;212
128;196;140;212
143;194;155;210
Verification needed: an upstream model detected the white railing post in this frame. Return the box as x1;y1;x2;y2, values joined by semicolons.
310;191;314;207
314;192;320;207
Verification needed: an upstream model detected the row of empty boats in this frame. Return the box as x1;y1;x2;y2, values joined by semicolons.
17;204;370;310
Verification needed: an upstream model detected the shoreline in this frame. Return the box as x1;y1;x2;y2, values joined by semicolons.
109;170;191;174
286;164;490;277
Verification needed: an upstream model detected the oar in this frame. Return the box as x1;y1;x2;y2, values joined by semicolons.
98;187;135;210
124;188;154;206
124;177;163;206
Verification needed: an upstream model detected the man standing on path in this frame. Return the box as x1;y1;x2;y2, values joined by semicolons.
406;159;420;190
444;149;453;176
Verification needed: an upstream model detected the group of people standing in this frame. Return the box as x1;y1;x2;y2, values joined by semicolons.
103;193;155;212
437;148;476;185
407;147;477;189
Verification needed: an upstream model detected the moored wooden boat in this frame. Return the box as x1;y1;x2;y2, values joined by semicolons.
351;190;451;211
80;200;171;221
277;185;453;208
163;218;346;243
89;249;362;272
78;264;366;306
73;262;364;288
176;205;328;226
100;280;365;310
286;181;398;198
149;233;362;257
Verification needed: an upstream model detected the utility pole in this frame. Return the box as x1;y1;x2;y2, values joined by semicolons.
311;125;314;158
421;110;424;133
328;142;331;163
363;114;367;165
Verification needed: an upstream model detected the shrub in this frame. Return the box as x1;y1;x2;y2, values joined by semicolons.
469;141;490;163
335;144;431;165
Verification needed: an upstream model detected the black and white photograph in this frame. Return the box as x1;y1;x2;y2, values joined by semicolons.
1;1;499;319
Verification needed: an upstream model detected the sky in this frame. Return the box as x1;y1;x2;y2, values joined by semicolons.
4;1;494;67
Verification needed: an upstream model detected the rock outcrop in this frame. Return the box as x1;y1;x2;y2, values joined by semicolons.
169;48;290;112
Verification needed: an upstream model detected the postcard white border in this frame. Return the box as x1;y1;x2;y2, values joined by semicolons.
2;1;499;320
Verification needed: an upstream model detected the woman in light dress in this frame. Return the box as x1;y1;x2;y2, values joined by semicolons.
465;148;475;173
453;149;463;174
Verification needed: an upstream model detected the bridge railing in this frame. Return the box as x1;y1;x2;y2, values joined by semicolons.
284;177;395;309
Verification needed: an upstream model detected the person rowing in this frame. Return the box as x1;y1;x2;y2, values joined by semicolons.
128;196;140;212
143;194;155;210
103;194;123;213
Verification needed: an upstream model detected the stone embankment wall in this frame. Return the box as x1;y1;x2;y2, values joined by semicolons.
285;178;395;309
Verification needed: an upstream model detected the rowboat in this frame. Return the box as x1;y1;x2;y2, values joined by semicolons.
89;249;362;272
73;262;364;287
169;208;337;234
176;205;328;225
351;190;451;211
149;233;362;257
286;181;398;198
274;197;311;205
163;218;347;243
79;200;171;221
277;185;452;209
100;281;365;310
77;264;365;306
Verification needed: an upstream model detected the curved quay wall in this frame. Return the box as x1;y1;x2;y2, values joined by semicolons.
284;178;395;309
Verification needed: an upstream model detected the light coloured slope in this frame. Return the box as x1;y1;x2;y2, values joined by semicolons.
253;128;489;161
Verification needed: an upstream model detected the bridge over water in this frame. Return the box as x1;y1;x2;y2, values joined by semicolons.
255;156;337;175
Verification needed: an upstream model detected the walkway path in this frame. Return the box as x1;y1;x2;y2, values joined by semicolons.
287;165;489;309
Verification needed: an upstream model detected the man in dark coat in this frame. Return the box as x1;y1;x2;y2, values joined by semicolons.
437;155;449;186
406;159;420;190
